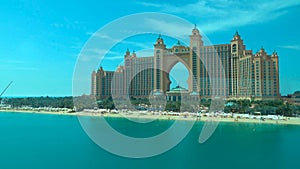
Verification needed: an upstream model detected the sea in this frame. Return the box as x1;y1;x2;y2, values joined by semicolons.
1;112;300;169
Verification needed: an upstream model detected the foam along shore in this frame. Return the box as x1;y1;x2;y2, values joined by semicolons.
1;108;300;126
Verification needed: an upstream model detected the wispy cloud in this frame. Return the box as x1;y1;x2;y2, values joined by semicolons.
138;0;300;33
136;1;162;7
0;59;37;71
86;48;121;56
0;59;25;64
103;55;124;60
87;32;154;49
101;49;155;61
51;18;87;30
144;18;192;38
278;45;300;50
122;40;152;49
81;32;158;61
0;66;38;71
79;48;123;62
136;49;154;57
86;32;122;43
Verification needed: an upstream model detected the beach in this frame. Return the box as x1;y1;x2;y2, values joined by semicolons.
1;109;300;126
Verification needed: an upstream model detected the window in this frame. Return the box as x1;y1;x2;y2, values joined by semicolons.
232;44;237;52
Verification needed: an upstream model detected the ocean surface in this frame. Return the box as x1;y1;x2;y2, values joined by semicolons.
1;112;300;169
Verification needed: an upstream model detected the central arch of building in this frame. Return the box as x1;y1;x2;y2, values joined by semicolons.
158;52;193;92
153;35;200;94
151;25;205;95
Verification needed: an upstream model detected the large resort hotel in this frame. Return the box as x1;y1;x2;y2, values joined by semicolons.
91;26;280;100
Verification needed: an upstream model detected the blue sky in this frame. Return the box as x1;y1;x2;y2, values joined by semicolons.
0;0;300;97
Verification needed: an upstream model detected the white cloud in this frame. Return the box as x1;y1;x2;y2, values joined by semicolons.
81;32;159;61
86;48;121;56
135;1;162;7
136;49;154;57
122;40;152;49
87;32;155;49
144;18;192;38
0;59;37;71
51;19;87;30
278;45;300;50
87;32;122;43
0;66;38;71
103;55;124;60
138;0;300;33
79;48;123;62
0;59;25;64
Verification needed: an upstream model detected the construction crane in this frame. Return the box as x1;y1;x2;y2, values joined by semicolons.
0;81;13;98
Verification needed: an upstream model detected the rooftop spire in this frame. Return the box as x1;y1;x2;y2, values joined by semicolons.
259;46;266;54
158;34;162;39
232;31;241;40
132;50;136;57
155;34;165;47
272;49;278;56
125;48;130;57
235;31;239;36
191;24;200;36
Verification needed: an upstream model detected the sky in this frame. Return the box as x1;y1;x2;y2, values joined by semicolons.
0;0;300;97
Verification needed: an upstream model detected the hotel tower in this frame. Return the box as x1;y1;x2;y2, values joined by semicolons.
91;27;280;100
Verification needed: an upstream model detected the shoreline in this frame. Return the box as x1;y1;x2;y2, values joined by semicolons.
1;109;300;126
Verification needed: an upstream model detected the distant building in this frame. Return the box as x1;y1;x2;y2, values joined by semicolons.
251;48;280;99
166;85;189;101
91;27;280;100
283;91;300;104
91;67;114;98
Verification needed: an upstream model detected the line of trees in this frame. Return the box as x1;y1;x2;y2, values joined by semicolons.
3;96;300;117
225;99;300;117
3;96;74;109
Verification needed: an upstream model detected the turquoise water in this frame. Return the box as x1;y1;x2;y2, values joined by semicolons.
1;112;300;169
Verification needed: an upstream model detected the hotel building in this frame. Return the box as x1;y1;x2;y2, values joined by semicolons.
91;27;280;100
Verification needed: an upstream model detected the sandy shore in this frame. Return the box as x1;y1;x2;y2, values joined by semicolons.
1;109;300;126
0;109;77;116
99;112;300;126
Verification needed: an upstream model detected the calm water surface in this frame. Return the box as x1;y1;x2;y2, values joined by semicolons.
0;112;300;169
